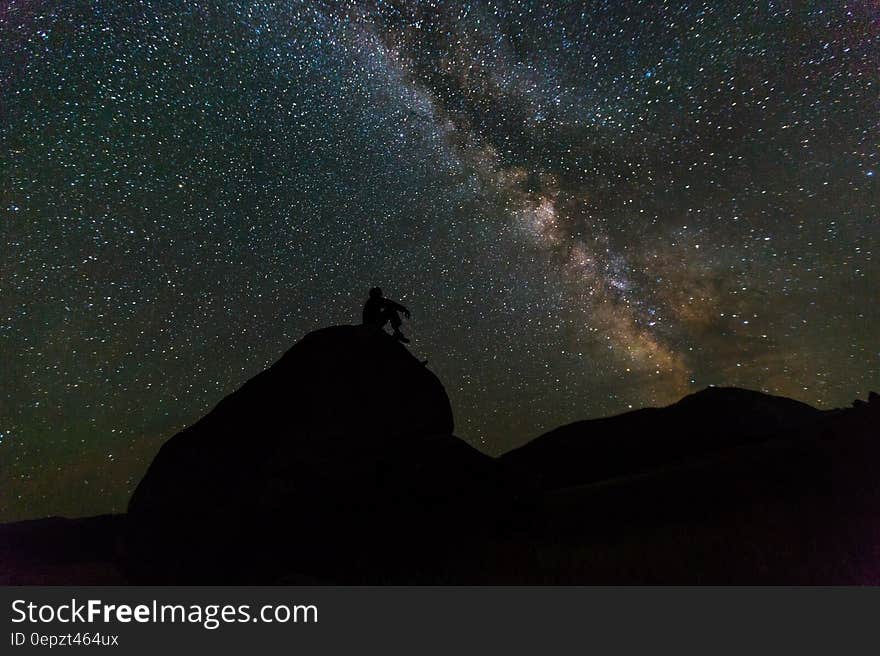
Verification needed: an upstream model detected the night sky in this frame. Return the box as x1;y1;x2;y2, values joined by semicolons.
2;1;877;521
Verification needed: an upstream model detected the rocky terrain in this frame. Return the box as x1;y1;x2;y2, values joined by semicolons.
3;325;878;584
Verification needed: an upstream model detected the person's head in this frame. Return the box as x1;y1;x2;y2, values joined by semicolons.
369;287;383;299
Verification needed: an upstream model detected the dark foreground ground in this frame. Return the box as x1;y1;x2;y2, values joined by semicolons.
3;399;878;585
4;327;878;585
1;515;124;585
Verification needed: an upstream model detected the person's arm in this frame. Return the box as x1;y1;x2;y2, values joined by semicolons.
388;299;411;318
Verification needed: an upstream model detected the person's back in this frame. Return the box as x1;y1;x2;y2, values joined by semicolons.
362;294;384;327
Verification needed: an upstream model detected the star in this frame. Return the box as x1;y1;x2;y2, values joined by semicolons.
0;0;876;521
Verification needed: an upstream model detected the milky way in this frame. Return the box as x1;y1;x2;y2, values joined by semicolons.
1;1;878;520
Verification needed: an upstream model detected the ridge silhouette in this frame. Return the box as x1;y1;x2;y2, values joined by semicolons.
4;323;879;584
501;386;823;492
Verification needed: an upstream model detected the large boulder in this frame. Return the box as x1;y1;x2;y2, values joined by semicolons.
124;325;499;583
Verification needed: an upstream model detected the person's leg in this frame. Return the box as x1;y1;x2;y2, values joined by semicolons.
388;310;409;343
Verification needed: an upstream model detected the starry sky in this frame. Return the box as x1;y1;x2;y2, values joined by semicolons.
1;0;878;521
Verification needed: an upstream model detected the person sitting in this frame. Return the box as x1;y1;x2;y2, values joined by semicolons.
362;287;411;343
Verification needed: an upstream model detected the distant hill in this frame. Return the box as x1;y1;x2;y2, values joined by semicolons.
500;386;824;491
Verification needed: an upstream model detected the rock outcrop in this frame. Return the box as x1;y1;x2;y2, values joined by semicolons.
124;325;500;583
5;368;879;584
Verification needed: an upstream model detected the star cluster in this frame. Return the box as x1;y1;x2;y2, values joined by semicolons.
1;1;877;520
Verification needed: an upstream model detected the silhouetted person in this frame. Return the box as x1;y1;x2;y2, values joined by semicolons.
362;287;411;343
